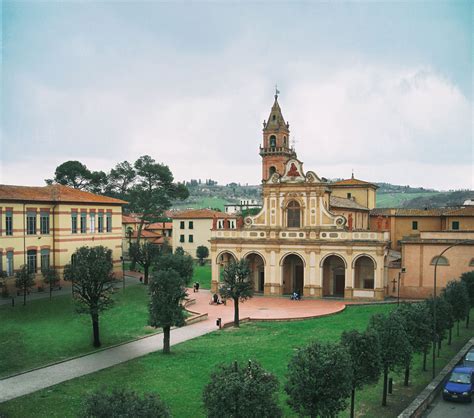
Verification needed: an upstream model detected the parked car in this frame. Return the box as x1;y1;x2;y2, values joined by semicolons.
443;366;474;402
463;349;474;368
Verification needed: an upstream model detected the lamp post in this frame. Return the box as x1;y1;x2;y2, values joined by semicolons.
397;267;406;306
120;256;125;291
432;239;474;379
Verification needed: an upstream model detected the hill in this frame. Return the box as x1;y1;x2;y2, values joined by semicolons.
172;179;473;210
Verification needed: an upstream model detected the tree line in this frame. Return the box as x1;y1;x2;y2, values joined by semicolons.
74;251;473;417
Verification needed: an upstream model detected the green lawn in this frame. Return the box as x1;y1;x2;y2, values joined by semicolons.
376;192;439;208
173;197;229;211
193;264;211;289
1;299;471;417
0;285;153;378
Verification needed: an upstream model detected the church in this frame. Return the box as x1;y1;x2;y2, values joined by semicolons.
210;94;390;300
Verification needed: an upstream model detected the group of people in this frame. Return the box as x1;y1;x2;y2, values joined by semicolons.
290;291;301;301
210;293;225;305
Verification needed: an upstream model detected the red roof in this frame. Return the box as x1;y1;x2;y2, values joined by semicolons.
171;209;234;219
331;178;378;189
0;184;127;205
147;222;173;230
122;215;141;224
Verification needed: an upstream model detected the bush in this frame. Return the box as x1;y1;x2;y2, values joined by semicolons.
203;360;281;418
81;388;170;418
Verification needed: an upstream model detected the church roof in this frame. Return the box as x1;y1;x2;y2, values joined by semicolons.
330;196;369;211
264;96;288;132
331;178;378;189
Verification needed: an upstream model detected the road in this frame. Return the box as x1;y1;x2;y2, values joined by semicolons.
424;387;474;418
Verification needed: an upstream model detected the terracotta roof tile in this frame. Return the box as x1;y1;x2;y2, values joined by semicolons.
122;215;141;224
0;184;127;205
331;178;378;188
330;196;369;211
146;222;173;230
171;209;234;219
369;207;474;217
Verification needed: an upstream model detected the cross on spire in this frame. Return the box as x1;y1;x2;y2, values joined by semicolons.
275;84;280;99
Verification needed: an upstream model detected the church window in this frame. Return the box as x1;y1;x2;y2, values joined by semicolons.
430;256;449;266
287;200;301;228
269;135;276;148
269;166;276;177
347;193;352;199
412;221;418;230
283;136;287;146
452;221;459;230
272;115;276;120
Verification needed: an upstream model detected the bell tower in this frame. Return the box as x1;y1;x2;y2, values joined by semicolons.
260;92;296;181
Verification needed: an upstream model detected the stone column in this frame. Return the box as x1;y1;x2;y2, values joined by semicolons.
211;257;220;293
344;253;354;299
264;250;281;295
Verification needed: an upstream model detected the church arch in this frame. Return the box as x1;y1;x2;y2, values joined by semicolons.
353;256;375;290
244;252;266;292
280;252;305;295
321;254;346;297
269;135;276;147
319;253;348;268
215;250;237;264
351;253;377;269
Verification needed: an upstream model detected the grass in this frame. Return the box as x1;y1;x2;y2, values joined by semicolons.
173;197;229;211
376;192;440;208
0;285;153;378
2;305;472;418
193;264;211;289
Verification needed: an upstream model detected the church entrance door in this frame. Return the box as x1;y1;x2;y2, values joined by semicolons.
322;255;346;297
245;253;265;293
281;254;305;295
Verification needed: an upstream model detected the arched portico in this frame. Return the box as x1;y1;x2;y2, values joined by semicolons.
211;251;238;292
280;253;305;295
353;255;376;290
244;252;266;292
321;254;346;297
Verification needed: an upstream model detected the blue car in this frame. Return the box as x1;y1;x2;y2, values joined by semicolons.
443;366;474;402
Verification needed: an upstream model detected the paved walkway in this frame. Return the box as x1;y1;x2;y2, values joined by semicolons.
0;288;344;403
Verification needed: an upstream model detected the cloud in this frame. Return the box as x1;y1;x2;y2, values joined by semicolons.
1;3;472;191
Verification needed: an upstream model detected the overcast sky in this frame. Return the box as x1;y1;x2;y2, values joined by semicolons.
1;1;472;190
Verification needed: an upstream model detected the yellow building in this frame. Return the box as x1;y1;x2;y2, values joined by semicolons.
0;184;126;288
172;209;236;260
210;96;390;300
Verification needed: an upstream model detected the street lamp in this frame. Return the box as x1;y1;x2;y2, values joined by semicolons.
397;267;406;306
432;239;474;379
120;256;125;291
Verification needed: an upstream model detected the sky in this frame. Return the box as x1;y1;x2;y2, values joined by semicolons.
1;1;472;191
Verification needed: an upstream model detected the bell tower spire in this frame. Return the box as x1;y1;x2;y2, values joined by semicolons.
260;91;295;181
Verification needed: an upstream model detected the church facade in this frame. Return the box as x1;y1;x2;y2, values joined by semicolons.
210;96;390;300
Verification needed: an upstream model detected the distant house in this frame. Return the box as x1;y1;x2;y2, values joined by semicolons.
122;216;170;256
171;209;237;260
224;198;262;214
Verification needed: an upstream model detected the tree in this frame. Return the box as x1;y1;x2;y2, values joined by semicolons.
149;268;187;354
128;155;189;242
203;360;282;418
81;388;170;418
86;170;108;194
219;259;253;327
285;341;353;418
368;313;412;406
426;295;454;350
442;280;470;337
63;246;115;347
341;330;382;417
15;265;35;306
155;251;194;286
46;160;91;189
129;241;161;285
196;245;209;266
106;160;136;199
461;271;474;327
393;303;432;383
42;266;60;301
175;246;185;255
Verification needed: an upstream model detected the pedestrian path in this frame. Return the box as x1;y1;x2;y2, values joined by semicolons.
0;319;216;403
0;288;345;403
